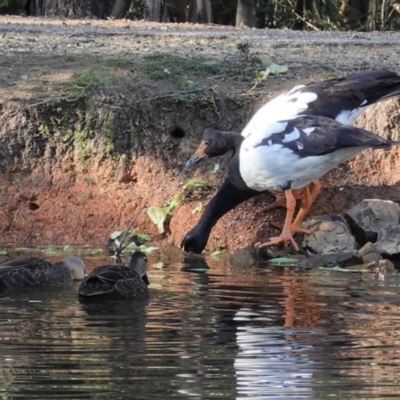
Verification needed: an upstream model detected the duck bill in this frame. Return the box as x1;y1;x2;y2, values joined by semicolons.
184;141;208;168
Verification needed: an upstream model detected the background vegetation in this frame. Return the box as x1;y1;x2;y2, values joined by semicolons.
1;0;400;31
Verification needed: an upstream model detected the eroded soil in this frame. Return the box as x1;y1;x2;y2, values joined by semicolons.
1;16;400;251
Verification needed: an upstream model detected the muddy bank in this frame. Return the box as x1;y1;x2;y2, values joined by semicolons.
0;17;400;251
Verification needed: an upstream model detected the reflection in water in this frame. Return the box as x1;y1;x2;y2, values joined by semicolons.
0;249;399;398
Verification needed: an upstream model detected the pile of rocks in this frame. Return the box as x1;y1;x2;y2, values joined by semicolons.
261;199;400;269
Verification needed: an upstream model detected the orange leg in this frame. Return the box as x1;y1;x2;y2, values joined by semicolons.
255;189;299;251
258;189;304;213
290;179;322;232
268;179;321;235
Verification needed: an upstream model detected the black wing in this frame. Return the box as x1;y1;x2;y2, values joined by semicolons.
0;257;52;287
256;115;394;158
78;266;143;297
297;70;400;117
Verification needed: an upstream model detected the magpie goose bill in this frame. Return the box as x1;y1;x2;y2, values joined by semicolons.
184;140;208;168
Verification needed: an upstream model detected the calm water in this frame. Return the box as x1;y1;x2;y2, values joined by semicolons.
1;247;400;399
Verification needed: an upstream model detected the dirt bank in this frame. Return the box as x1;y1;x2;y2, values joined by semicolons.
0;16;400;251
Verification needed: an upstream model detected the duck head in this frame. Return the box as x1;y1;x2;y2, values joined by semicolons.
128;251;150;286
181;228;208;254
63;256;87;280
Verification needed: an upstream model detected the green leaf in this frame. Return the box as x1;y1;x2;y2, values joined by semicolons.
109;230;124;240
140;245;159;254
266;63;288;75
41;245;59;255
147;206;168;234
319;266;369;272
183;179;209;190
267;257;299;266
147;193;182;234
134;230;151;243
124;242;139;250
211;249;226;257
63;245;75;253
84;248;104;257
15;247;34;252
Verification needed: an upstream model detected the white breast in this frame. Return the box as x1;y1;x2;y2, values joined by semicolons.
239;142;368;192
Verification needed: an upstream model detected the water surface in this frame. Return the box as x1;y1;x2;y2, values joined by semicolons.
1;247;400;399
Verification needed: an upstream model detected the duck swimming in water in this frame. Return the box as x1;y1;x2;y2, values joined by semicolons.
78;251;150;300
0;255;86;288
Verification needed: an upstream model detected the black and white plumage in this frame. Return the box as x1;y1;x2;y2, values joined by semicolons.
242;69;400;138
186;70;400;170
0;256;86;288
182;116;398;252
181;70;400;253
239;116;394;193
78;251;150;300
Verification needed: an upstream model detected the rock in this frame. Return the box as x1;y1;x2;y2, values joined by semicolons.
297;246;362;268
319;246;363;267
344;199;400;246
366;259;395;273
301;215;357;254
358;242;383;263
375;224;400;257
230;247;259;268
348;259;395;273
257;244;300;260
297;255;322;269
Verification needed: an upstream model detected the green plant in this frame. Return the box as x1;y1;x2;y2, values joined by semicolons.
109;228;151;243
143;53;225;79
248;63;288;92
147;179;212;234
147;192;182;234
236;42;263;74
59;68;109;100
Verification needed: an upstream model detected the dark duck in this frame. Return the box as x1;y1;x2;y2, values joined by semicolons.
78;251;150;300
0;256;86;288
182;70;400;253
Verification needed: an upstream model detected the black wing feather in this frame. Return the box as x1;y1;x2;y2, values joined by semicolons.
296;70;400;118
78;265;149;299
257;116;394;158
0;257;53;288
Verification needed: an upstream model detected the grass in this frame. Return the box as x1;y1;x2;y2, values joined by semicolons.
0;57;15;67
142;53;227;80
59;68;109;100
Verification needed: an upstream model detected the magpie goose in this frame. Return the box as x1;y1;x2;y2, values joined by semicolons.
185;69;400;212
182;115;398;252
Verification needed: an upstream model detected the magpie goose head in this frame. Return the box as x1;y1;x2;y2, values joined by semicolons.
185;128;237;168
181;228;207;254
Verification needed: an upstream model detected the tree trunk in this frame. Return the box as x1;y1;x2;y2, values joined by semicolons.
236;0;254;27
293;0;312;30
143;0;162;21
28;0;114;18
111;0;129;18
189;0;212;24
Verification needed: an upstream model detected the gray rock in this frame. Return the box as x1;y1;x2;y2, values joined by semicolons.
375;224;400;257
257;244;299;260
358;242;383;263
319;246;363;267
344;199;400;246
301;215;357;254
298;246;362;268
